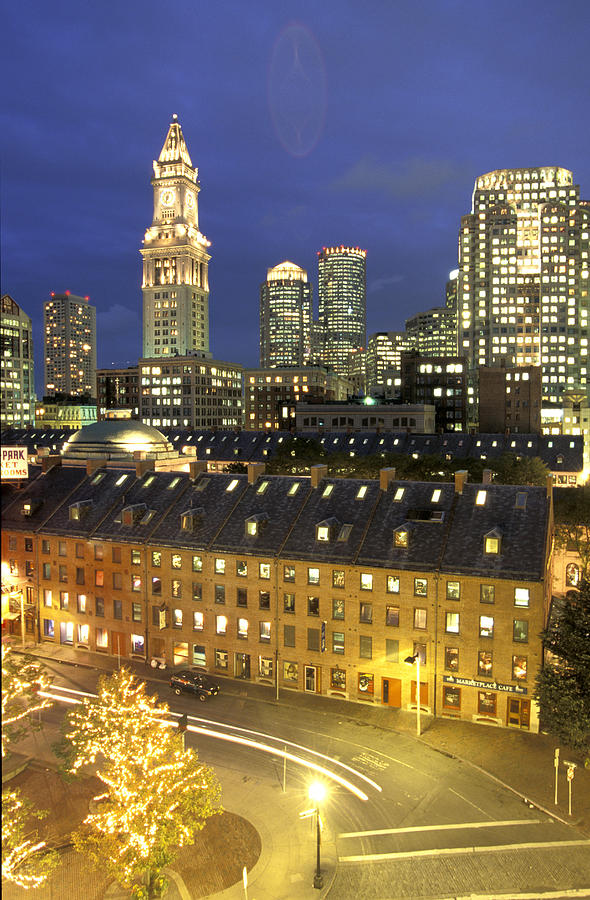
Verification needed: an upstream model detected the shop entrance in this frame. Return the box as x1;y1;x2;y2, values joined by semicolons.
235;653;250;679
381;677;402;707
305;665;319;693
507;696;530;729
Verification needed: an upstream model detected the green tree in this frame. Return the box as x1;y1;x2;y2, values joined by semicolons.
266;435;326;475
62;669;221;899
485;453;550;486
535;580;590;752
2;645;52;758
2;790;59;889
553;486;590;582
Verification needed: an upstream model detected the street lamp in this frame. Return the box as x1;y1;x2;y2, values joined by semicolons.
404;651;421;736
308;781;326;890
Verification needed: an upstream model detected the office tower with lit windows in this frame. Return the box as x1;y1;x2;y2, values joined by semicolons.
259;261;312;367
405;270;458;358
1;294;35;426
141;115;211;358
457;167;589;423
43;292;96;397
317;246;367;376
365;331;414;395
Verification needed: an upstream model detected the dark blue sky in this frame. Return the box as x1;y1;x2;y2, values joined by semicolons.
2;0;589;395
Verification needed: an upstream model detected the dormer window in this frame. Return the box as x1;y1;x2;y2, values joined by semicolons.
484;528;502;554
316;517;339;543
69;500;93;521
245;513;268;537
181;507;204;531
394;526;409;548
22;499;42;517
556;454;564;464
121;503;148;526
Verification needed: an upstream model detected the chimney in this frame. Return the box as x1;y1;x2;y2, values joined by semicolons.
86;459;103;476
380;467;396;491
247;462;266;484
310;464;328;488
135;459;156;477
454;469;468;494
188;460;207;479
41;455;62;473
482;469;493;484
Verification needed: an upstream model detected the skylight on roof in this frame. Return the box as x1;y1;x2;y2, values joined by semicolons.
356;485;367;499
393;487;404;502
167;477;180;489
115;474;129;487
475;490;487;506
257;480;269;494
431;489;441;503
287;482;300;496
337;524;353;542
227;479;239;492
322;484;334;498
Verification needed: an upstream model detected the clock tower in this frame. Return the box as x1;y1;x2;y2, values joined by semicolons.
140;115;212;358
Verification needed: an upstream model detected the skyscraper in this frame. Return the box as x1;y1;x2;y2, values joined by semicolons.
1;294;35;427
457;167;588;422
43;292;96;397
317;246;367;376
259;261;312;367
141;115;211;358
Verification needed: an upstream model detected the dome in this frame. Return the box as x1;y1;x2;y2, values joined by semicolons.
62;420;175;459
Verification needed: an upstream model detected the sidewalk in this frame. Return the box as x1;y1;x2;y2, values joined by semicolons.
3;639;589;899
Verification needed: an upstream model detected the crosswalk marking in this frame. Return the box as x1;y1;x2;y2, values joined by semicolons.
339;838;590;863
338;819;543;839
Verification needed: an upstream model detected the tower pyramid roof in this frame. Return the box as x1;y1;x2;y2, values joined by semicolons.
158;114;193;167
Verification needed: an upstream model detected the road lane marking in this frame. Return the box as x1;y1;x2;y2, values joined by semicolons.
338;819;543;838
339;838;590;862
449;786;492;818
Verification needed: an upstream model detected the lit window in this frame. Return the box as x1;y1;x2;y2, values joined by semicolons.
287;482;300;496
308;567;320;585
514;587;530;607
431;489;441;503
446;581;460;600
259;563;271;580
216;615;227;635
414;578;427;597
317;525;330;541
445;612;460;633
479;615;494;638
394;529;408;548
356;485;368;499
226;479;239;492
360;573;373;591
215;558;226;574
322;484;334;498
238;618;249;639
387;575;400;593
393;487;405;502
476;490;487;506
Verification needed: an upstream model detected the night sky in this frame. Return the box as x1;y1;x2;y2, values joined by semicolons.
2;0;589;396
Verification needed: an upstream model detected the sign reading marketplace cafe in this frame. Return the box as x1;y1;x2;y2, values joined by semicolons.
1;446;28;481
442;674;528;695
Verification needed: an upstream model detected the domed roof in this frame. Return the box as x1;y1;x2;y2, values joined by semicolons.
62;420;174;459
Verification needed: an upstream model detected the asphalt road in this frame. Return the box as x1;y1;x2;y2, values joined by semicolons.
40;661;590;899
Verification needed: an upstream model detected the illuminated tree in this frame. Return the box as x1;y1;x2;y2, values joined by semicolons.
2;790;59;889
62;669;221;899
2;645;52;758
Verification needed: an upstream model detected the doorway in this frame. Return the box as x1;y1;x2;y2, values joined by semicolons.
235;653;250;679
305;665;319;693
507;697;530;729
410;680;428;707
382;677;402;707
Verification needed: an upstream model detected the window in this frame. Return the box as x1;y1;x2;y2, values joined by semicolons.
113;599;123;620
59;541;67;557
475;490;487;506
131;550;141;565
359;636;372;659
307;567;320;585
42;540;50;554
77;594;87;613
413;642;426;665
259;656;273;678
131;634;145;655
193;644;206;667
358;672;374;695
514;587;530;607
478;691;497;716
259;622;271;642
332;570;345;588
284;661;298;682
215;558;226;575
132;602;142;622
443;686;461;710
215;649;229;669
283;565;295;583
387;576;400;594
332;597;345;620
152;551;161;567
445;647;459;671
414;608;427;629
75;543;84;559
43;589;52;608
414;578;427;597
284;593;295;613
512;655;527;680
60;591;69;610
192;555;202;572
394;529;409;548
284;625;295;647
42;563;51;580
307;596;319;616
112;547;121;563
385;605;400;627
59;566;68;583
43;618;55;638
112;573;122;590
478;650;493;676
359;602;373;624
96;627;108;649
480;584;495;604
25;561;34;577
216;615;227;635
446;581;460;600
479;615;494;638
152;576;162;595
152;606;162;627
172;554;182;570
94;544;103;561
331;668;346;690
171;579;181;599
236;560;248;577
385;639;399;662
513;619;529;642
192;583;202;601
238;618;249;639
259;591;270;610
95;597;104;617
193;611;204;631
237;588;248;607
360;573;374;592
215;584;225;604
484;529;502;554
445;612;460;633
332;631;345;654
259;563;271;580
131;575;141;592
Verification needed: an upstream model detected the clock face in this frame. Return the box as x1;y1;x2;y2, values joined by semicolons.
185;191;195;210
160;189;176;207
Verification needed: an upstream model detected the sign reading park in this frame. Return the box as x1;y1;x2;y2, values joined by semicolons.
1;446;28;480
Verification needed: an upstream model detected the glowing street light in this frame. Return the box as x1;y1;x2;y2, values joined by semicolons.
308;781;326;889
404;651;421;737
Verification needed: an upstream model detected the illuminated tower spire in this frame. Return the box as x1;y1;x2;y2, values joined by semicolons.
140;115;212;358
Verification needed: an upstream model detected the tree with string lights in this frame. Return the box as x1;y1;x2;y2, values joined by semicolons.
61;668;221;899
2;645;52;759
